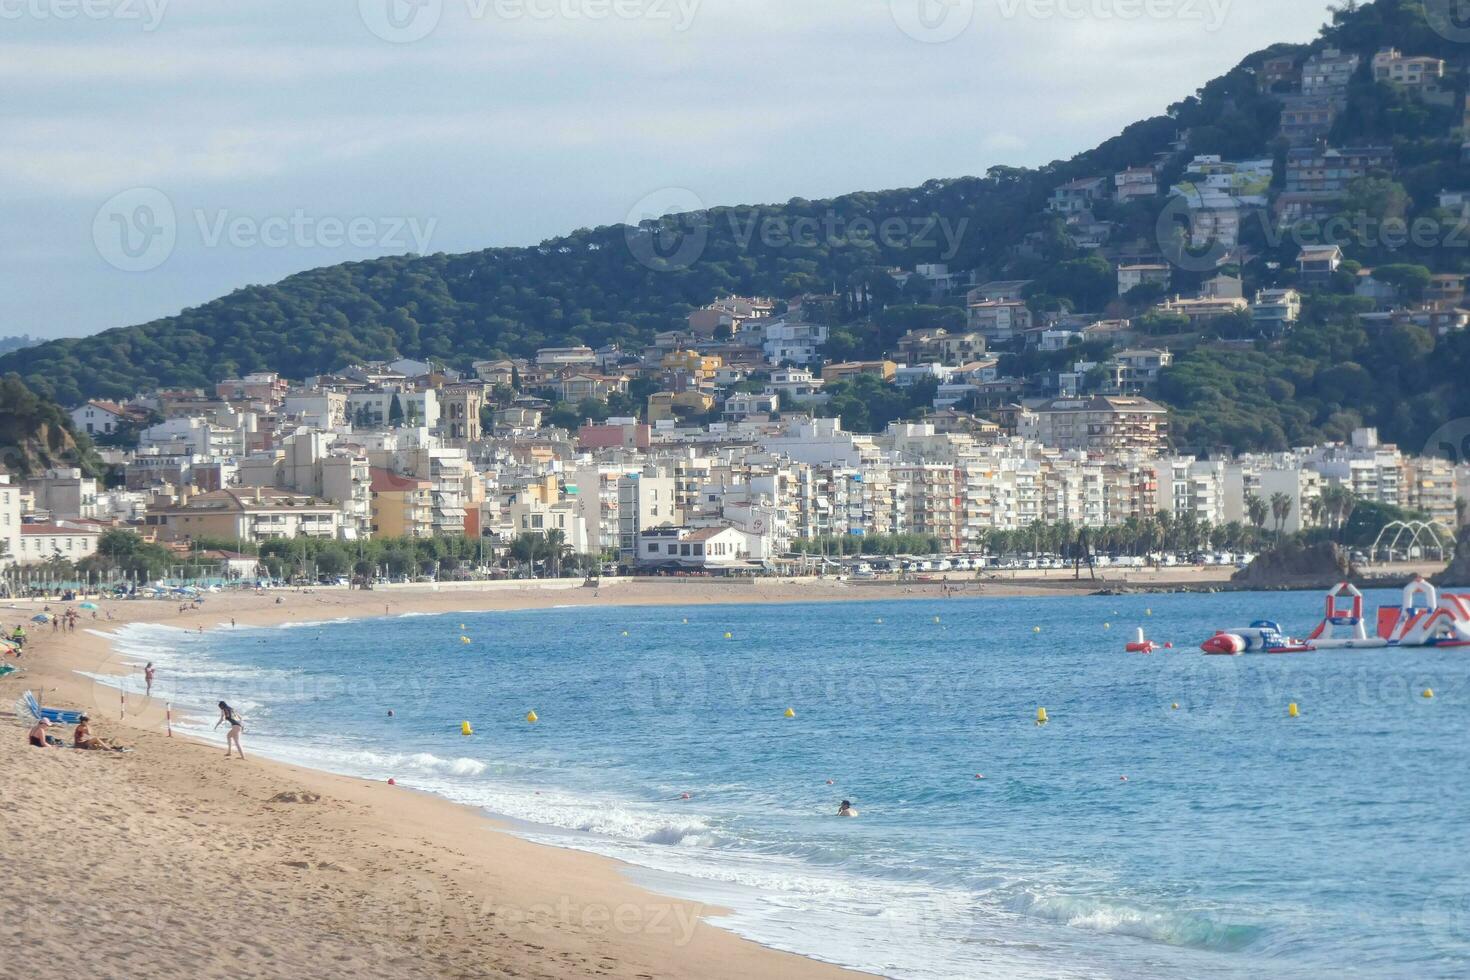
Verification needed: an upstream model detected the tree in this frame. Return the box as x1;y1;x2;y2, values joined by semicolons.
1246;493;1268;532
388;393;404;427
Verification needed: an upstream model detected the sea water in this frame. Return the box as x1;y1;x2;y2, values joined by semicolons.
93;591;1470;979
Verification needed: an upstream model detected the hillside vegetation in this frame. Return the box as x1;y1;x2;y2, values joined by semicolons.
6;0;1470;455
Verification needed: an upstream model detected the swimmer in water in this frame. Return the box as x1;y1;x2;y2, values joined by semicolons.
837;800;858;818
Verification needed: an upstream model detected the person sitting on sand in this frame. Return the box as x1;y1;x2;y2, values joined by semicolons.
216;700;245;758
837;800;858;818
73;715;123;752
28;718;53;748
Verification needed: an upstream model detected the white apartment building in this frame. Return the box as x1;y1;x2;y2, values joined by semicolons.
0;472;20;568
617;467;678;557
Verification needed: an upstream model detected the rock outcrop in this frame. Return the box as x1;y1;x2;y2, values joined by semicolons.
1232;541;1355;589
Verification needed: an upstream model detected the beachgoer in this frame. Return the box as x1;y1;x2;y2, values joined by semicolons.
73;715;122;751
145;662;156;697
216;700;245;758
28;718;51;748
837;800;858;818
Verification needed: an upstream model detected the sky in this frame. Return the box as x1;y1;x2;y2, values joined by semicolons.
2;0;1333;342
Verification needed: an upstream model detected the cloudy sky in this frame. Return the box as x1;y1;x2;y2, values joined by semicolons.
3;0;1332;341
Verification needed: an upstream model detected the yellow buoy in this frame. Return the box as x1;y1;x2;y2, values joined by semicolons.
783;707;796;719
1288;702;1299;718
1171;702;1179;710
1033;626;1041;633
526;710;539;724
460;624;466;630
621;630;629;637
1423;688;1435;699
1146;609;1153;617
461;635;471;644
1104;622;1112;630
725;632;733;639
1036;707;1049;725
461;720;473;736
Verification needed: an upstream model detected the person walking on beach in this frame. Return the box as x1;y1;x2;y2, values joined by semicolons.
215;700;245;759
144;662;156;697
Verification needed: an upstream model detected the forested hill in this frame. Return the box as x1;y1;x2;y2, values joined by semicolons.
0;17;1276;406
5;0;1468;457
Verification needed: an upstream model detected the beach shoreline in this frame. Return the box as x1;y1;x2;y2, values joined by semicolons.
0;568;1428;978
6;580;914;980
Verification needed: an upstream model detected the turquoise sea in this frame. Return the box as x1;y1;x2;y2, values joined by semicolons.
97;590;1470;979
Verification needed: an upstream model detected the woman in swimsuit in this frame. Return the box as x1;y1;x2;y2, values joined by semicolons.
28;718;51;748
215;701;245;758
73;715;122;751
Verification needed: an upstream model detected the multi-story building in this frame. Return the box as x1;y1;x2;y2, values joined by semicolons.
1284;146;1393;194
967;300;1033;343
1019;396;1170;456
144;487;343;543
617;466;678;558
1372;48;1445;91
0;470;20;568
1301;47;1359;101
1252;289;1303;335
369;468;433;538
14;520;103;565
1114;166;1159;202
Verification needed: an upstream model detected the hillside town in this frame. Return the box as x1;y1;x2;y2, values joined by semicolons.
0;337;1458;581
4;42;1468;580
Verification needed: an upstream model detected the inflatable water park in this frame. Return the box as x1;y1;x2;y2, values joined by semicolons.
1199;578;1470;655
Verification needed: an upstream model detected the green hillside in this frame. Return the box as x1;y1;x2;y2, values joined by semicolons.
6;0;1470;455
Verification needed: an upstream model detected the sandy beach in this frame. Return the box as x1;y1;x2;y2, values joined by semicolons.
0;572;1231;979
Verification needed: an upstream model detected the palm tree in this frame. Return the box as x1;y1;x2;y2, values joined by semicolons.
1245;493;1268;533
541;529;568;578
1269;492;1291;538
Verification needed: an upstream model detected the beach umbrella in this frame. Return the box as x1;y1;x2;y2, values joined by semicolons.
79;602;99;610
30;614;50;623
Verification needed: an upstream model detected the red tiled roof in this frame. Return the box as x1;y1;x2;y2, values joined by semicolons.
369;467;431;492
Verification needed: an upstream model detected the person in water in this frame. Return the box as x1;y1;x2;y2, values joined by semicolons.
215;700;245;759
837;800;858;817
144;662;156;697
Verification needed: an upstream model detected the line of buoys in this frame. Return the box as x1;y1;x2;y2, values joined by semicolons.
1288;702;1300;718
526;710;539;724
784;707;796;719
461;720;473;736
1036;707;1049;725
1423;688;1435;698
